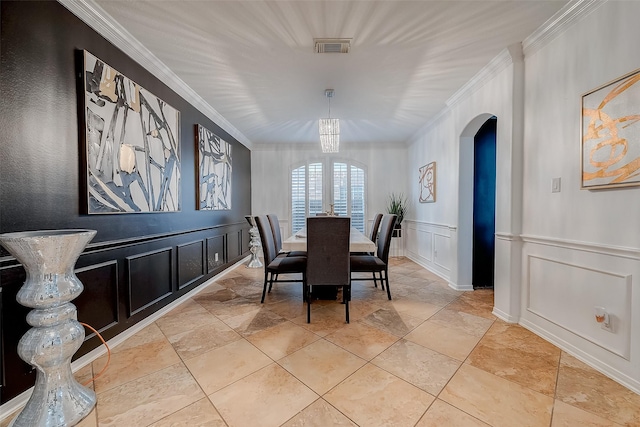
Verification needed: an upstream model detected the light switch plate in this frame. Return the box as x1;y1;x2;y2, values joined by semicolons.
552;177;561;193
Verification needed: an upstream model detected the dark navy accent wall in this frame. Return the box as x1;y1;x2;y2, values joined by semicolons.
0;1;252;403
472;117;497;289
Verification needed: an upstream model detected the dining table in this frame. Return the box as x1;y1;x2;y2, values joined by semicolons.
282;226;376;253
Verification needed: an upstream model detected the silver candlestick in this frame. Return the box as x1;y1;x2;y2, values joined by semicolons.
244;216;263;268
0;229;97;427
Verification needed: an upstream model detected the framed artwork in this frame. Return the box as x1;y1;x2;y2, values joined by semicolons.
195;124;232;210
82;50;181;213
419;161;436;203
581;68;640;189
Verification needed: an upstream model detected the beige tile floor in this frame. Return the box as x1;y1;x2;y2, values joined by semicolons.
3;257;640;426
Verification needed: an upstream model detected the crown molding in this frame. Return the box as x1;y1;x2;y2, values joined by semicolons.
58;0;252;149
522;0;606;57
445;47;515;108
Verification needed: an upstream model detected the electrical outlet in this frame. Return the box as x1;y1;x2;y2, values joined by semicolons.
594;306;613;332
552;177;561;193
215;252;219;262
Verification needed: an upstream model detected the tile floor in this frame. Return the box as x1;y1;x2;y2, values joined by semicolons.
3;257;640;426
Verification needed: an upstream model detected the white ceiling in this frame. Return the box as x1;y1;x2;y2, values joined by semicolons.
95;0;568;148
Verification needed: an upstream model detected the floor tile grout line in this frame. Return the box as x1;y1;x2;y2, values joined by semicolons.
88;258;637;427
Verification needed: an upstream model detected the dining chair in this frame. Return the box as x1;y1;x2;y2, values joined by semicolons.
267;213;306;256
255;215;306;303
369;213;384;244
350;214;397;300
305;216;351;323
352;213;383;257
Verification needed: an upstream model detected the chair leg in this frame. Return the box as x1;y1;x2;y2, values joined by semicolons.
373;272;378;288
384;269;392;300
344;284;350;323
261;271;269;303
306;284;311;324
268;273;274;293
379;272;385;290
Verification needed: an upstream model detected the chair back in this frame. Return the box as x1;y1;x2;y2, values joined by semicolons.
255;215;278;265
376;214;397;262
369;213;383;242
306;217;350;287
267;214;282;252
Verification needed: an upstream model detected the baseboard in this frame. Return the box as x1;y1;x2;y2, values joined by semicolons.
405;253;452;283
520;318;640;395
492;307;519;323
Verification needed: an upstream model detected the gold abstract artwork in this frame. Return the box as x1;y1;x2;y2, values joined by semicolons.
582;68;640;189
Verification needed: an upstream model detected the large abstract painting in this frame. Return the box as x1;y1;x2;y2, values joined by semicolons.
581;68;640;189
83;50;181;213
196;124;232;210
419;161;436;203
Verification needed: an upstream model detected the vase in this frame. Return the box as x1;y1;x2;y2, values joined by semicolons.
0;229;97;427
244;216;263;268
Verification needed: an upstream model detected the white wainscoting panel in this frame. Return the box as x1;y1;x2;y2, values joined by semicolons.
405;220;453;283
520;236;640;393
527;255;632;359
434;233;451;272
418;231;433;261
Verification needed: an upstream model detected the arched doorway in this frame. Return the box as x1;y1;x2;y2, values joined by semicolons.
457;113;496;291
472;117;497;289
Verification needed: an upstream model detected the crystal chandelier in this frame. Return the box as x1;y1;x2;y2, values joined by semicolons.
319;89;339;153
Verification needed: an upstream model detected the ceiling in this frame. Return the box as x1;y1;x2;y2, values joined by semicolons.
95;0;568;149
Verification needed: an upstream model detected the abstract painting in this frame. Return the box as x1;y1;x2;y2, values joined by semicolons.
196;124;232;210
581;68;640;189
419;161;436;203
83;50;181;213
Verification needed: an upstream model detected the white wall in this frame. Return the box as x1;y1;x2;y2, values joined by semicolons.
519;0;640;393
251;145;409;237
406;46;522;324
405;0;640;393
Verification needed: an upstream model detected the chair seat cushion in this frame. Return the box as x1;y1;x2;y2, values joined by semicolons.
350;255;386;272
268;254;307;273
284;250;307;257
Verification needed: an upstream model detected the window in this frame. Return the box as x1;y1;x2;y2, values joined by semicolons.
291;160;366;234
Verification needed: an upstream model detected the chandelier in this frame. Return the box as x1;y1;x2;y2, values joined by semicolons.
319;89;339;153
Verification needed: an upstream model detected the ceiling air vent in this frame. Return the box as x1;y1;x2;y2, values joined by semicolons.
314;38;352;53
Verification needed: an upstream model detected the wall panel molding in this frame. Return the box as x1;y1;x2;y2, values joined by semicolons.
206;235;226;273
521;234;640;260
177;240;205;290
495;232;522;242
405;220;453;284
526;254;632;360
433;233;451;272
405;219;454;230
75;260;119;337
126;247;173;316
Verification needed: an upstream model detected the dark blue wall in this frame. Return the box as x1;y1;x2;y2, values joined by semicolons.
472;117;497;288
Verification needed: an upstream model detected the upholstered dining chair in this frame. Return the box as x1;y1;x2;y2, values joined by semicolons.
369;213;384;244
267;213;306;256
255;215;306;303
350;214;397;300
352;213;383;257
305;216;351;323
